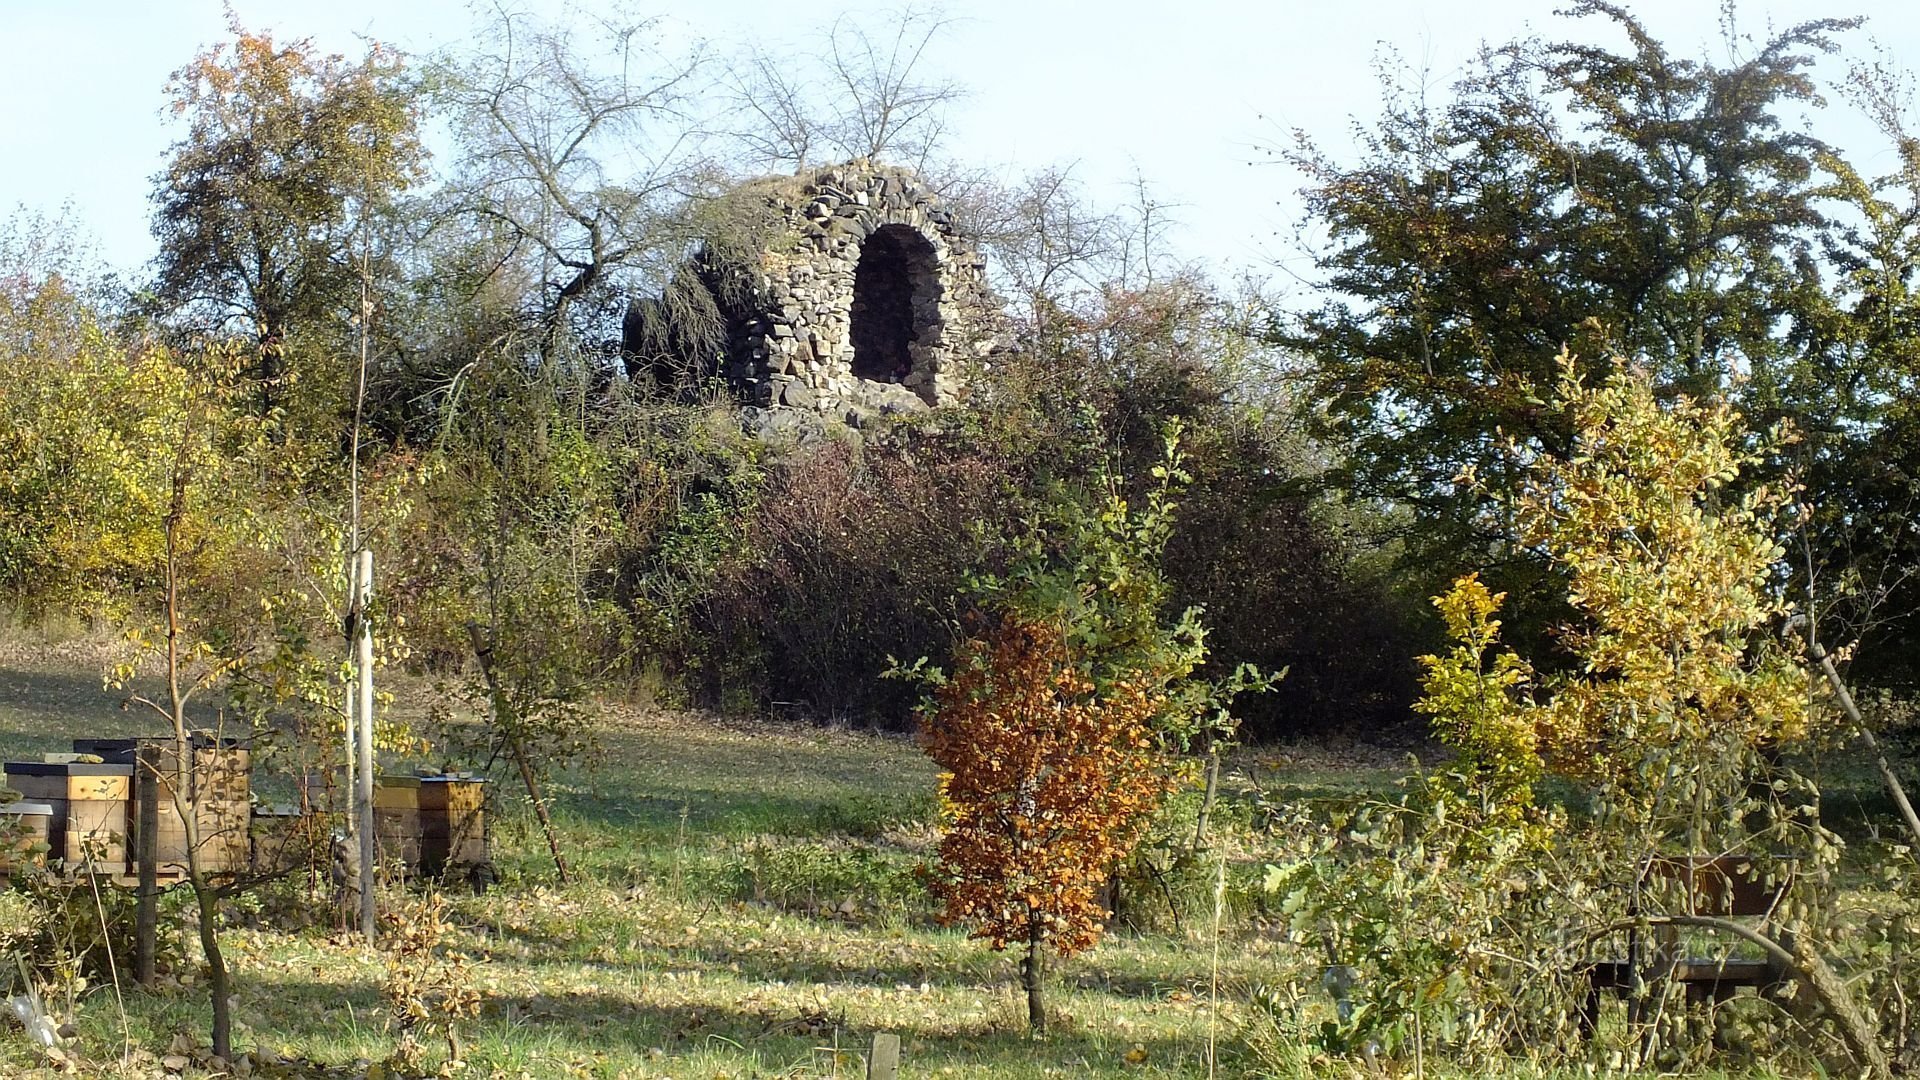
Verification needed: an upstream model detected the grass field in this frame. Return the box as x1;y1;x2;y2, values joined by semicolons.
0;637;1873;1079
0;637;1430;1079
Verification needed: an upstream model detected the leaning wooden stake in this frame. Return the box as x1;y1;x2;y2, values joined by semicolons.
1794;619;1920;849
466;622;572;884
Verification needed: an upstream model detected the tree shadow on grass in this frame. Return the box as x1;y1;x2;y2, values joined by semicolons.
0;664;225;755
480;911;1256;1008
473;987;1209;1077
230;978;1214;1076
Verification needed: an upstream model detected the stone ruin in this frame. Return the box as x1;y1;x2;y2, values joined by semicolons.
622;163;1000;429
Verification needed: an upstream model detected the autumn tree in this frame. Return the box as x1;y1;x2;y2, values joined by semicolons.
6;321;339;1059
912;429;1253;1032
920;616;1178;1034
1421;353;1814;800
0;266;154;612
151;20;423;420
1408;356;1901;1074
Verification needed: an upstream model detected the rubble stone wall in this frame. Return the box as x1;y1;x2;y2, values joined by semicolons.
715;163;997;423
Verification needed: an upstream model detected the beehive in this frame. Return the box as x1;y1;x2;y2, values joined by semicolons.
74;737;251;876
418;776;488;878
374;774;489;882
0;800;54;883
2;762;133;872
373;775;423;870
248;805;315;876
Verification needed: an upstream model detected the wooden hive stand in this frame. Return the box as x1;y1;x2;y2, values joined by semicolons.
1582;855;1797;1034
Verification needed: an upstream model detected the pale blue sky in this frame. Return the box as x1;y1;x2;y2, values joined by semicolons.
3;0;1916;287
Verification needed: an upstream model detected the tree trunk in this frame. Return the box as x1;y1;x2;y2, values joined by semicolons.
195;868;232;1061
1638;914;1891;1080
161;503;234;1061
353;549;377;937
508;729;571;885
1807;638;1920;848
1022;921;1046;1035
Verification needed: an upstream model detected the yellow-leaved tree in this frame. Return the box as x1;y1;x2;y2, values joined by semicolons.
1424;352;1815;804
1417;355;1890;1075
1;294;352;1060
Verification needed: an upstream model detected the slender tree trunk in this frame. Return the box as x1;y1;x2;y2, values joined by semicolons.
1634;915;1891;1080
193;866;232;1060
466;623;572;884
354;549;377;937
1806;637;1920;848
1192;739;1220;855
162;511;232;1060
1022;920;1046;1035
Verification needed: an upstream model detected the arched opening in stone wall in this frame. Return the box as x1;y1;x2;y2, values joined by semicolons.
849;224;938;385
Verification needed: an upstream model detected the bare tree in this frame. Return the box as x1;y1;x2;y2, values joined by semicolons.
822;7;961;167
434;6;715;357
724;45;821;173
724;7;963;174
958;166;1123;328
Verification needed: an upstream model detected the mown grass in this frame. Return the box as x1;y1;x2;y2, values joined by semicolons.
0;639;1896;1078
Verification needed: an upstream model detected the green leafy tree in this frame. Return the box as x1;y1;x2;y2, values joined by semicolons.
413;355;638;884
1316;357;1888;1075
1277;3;1858;629
152;20;423;419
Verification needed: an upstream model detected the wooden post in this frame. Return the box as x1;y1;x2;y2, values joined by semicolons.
342;551;358;901
355;548;377;938
867;1033;900;1080
134;744;160;985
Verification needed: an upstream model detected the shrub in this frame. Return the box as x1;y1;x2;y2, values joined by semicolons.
919;614;1180;1033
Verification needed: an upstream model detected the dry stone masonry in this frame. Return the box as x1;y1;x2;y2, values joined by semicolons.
624;163;1000;430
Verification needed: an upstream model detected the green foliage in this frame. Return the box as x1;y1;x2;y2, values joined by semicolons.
1277;4;1867;650
719;836;926;921
1415;575;1538;821
965;421;1271;752
1256;353;1901;1076
152;19;423;421
1259;783;1578;1066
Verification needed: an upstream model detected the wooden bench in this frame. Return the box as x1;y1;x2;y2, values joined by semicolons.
1581;855;1795;1034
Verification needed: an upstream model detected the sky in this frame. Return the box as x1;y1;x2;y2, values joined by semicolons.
4;0;1919;292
